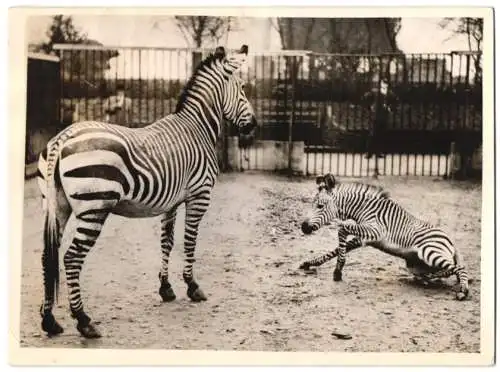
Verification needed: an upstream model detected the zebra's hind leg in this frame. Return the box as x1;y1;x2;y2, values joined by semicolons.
182;194;211;302
158;211;177;302
452;250;469;300
40;203;71;337
64;211;110;338
416;246;469;301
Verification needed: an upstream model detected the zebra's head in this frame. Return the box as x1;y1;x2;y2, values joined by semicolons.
218;45;258;137
301;174;340;235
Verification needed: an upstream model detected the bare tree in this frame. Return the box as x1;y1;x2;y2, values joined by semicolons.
174;16;235;48
439;17;483;84
272;17;402;81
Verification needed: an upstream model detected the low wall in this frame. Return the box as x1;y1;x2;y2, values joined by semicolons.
449;142;482;179
228;137;482;179
227;137;305;174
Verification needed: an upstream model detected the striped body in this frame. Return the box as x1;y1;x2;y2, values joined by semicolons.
38;45;257;339
38;117;219;219
300;174;469;300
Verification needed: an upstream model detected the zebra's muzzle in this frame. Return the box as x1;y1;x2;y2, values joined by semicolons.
301;220;318;235
241;117;257;135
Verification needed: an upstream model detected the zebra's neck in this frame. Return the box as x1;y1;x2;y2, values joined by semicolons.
337;193;372;222
174;81;224;146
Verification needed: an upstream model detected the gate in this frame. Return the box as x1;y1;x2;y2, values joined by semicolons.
25;52;61;168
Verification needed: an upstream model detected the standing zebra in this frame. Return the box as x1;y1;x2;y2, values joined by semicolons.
37;45;257;339
299;174;469;301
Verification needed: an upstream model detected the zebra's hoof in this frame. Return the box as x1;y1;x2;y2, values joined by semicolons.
412;276;429;286
456;290;468;301
188;288;207;302
77;322;102;339
299;262;310;270
41;314;64;336
159;286;176;302
333;270;343;282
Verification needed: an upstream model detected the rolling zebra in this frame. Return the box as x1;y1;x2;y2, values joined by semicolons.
37;44;257;338
299;174;469;301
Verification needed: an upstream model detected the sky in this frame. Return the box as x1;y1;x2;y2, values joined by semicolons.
26;16;475;79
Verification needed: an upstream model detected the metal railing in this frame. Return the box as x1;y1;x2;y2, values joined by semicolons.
51;44;482;178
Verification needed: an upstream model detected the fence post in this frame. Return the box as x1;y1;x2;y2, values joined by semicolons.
449;141;457;180
288;56;297;175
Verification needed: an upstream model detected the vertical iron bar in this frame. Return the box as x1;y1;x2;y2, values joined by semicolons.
421;54;427;176
84;49;88;121
253;54;258;170
96;50;100;121
167;51;171;115
138;49;142;127
399;55;406;176
456;54;463;130
58;48;64;128
146;50;149;124
68;50;73;124
287;56;295;175
115;48;119;124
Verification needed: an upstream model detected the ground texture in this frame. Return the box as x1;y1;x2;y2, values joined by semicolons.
19;172;481;352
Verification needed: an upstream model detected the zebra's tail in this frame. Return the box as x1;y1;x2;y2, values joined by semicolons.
42;147;61;304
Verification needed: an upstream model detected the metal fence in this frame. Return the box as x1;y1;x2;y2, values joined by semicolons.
52;44;482;178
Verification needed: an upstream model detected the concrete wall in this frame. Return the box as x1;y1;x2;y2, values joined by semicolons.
227;137;306;174
228;137;482;178
472;144;482;171
449;143;482;179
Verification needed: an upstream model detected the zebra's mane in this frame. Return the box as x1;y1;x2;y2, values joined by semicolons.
174;53;219;114
339;182;390;200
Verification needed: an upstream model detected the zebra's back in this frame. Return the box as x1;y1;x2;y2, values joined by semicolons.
41;118;213;218
373;197;451;253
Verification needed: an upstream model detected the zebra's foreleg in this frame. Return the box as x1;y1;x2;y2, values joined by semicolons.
182;193;211;302
158;210;177;302
299;236;362;270
334;222;382;282
64;212;110;338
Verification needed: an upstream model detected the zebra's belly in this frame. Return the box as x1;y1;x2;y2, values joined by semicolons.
111;200;172;218
405;252;439;275
370;238;412;259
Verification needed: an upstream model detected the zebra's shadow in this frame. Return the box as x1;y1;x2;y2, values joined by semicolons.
397;275;469;291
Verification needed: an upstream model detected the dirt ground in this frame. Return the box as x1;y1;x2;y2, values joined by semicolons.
19;172;481;352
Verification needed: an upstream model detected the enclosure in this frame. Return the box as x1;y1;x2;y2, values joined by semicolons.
20;173;481;352
24;44;482;178
20;38;484;353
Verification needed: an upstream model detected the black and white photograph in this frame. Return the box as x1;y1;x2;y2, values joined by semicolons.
8;6;495;367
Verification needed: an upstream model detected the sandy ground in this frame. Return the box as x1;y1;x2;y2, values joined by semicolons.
18;172;481;352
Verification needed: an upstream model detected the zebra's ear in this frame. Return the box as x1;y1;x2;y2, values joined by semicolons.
315;175;324;185
223;44;249;72
214;46;226;60
324;174;336;190
239;44;249;55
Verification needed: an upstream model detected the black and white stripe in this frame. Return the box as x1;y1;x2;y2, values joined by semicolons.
300;173;469;301
38;44;257;339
